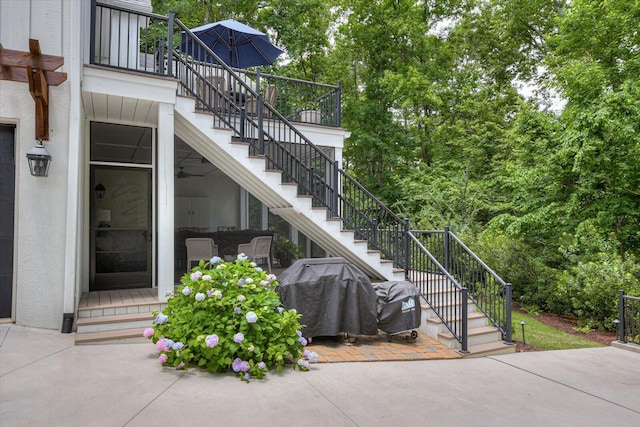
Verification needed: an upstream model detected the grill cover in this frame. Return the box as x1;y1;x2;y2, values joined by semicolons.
373;281;421;334
277;258;378;338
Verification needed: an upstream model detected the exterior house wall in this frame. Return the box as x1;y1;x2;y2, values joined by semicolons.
0;0;75;328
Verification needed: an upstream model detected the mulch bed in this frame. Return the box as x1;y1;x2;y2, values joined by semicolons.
513;305;617;352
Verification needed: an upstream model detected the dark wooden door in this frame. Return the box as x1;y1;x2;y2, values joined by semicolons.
0;125;15;318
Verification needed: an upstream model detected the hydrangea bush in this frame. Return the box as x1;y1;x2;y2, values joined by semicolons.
144;255;317;381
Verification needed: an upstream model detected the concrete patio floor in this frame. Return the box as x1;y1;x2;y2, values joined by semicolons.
1;324;639;427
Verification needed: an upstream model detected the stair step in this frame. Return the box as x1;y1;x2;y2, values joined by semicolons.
438;325;502;348
77;312;154;326
464;341;516;358
75;328;148;345
77;302;166;318
76;312;155;334
423;312;487;336
426;311;485;322
421;300;476;318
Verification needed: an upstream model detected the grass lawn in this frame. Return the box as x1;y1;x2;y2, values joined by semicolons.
511;310;606;351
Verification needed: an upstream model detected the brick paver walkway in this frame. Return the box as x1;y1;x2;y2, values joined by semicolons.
307;331;462;363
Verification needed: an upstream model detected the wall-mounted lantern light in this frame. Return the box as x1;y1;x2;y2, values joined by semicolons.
26;139;52;177
95;183;106;199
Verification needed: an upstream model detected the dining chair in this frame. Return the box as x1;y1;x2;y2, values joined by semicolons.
237;236;272;271
245;84;278;117
199;76;226;111
185;238;218;271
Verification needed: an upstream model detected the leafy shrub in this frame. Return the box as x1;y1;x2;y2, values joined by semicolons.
144;255;316;381
554;254;640;331
465;230;556;310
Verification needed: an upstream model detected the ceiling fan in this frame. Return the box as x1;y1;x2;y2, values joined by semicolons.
176;166;205;179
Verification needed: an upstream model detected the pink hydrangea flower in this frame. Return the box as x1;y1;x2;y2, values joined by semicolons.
143;328;154;338
156;338;168;351
190;271;202;281
158;354;168;363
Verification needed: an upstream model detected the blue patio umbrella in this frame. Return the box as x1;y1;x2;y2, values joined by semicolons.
179;19;284;68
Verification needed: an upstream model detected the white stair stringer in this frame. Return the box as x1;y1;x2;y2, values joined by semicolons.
174;97;405;281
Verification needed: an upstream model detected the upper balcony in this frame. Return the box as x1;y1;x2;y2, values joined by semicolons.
90;1;341;128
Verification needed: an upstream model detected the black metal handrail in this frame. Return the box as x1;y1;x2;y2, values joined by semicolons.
338;172;406;262
412;227;513;343
617;291;640;345
233;70;342;127
407;232;469;352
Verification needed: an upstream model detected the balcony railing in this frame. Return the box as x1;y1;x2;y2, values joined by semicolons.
90;1;341;127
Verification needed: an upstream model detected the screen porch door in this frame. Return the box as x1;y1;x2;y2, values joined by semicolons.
90;166;152;291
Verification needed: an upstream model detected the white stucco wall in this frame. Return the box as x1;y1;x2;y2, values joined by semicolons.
0;0;75;329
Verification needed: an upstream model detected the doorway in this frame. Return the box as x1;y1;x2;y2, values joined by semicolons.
90;166;152;291
0;125;15;317
89;122;154;291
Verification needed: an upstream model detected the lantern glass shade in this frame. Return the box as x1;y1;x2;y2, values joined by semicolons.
26;142;52;177
95;183;106;199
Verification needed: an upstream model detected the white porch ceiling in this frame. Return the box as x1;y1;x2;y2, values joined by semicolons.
82;91;159;125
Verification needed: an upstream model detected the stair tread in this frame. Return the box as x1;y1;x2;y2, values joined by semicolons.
77;312;155;326
75;327;147;344
468;341;514;352
464;341;516;357
426;312;485;324
438;325;500;339
421;300;475;310
78;300;165;312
